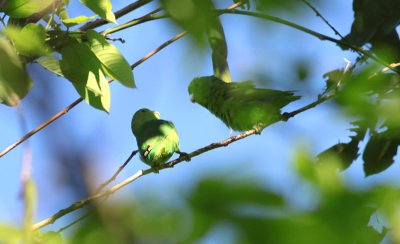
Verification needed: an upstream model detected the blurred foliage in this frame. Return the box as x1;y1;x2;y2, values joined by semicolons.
1;0;400;243
31;155;397;243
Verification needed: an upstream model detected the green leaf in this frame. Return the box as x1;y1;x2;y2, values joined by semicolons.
0;37;32;106
79;0;116;23
34;231;62;244
61;15;96;27
37;56;63;76
87;30;134;88
23;179;37;243
161;0;215;44
363;129;400;176
3;23;49;57
60;40;110;112
317;141;360;170
0;225;23;242
2;0;53;18
317;121;367;170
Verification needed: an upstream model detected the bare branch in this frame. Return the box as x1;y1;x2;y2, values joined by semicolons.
31;89;335;231
102;8;165;36
93;150;138;194
300;0;344;39
79;0;153;31
218;9;399;75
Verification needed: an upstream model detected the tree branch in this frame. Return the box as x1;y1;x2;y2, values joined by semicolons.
218;9;399;75
93;150;138;194
31;90;334;231
300;0;344;39
79;0;153;31
101;8;166;36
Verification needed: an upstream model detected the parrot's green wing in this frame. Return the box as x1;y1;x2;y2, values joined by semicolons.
135;120;180;166
226;81;300;108
188;76;300;132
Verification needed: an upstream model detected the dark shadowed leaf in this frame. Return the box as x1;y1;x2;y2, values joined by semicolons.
321;69;344;98
317;120;367;170
86;30;135;88
343;0;400;47
79;0;115;23
363;129;400;176
0;37;32;106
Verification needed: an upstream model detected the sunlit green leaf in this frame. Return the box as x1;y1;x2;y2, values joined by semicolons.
0;37;32;106
3;23;49;56
2;0;53;18
61;15;96;27
34;231;62;244
79;0;115;23
87;30;135;88
37;56;63;76
0;224;23;243
60;40;110;112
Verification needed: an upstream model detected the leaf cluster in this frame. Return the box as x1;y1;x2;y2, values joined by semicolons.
0;0;134;111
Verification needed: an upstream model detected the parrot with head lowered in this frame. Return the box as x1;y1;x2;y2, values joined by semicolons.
131;108;188;171
188;76;300;132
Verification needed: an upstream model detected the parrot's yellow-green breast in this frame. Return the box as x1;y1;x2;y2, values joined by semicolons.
131;108;180;167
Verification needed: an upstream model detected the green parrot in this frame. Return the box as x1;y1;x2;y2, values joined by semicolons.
131;108;188;171
188;76;300;132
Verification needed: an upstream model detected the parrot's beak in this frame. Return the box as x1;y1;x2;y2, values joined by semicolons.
154;111;160;119
189;94;195;103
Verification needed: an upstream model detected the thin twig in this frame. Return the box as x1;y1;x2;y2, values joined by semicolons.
300;0;344;39
32;169;145;230
93;150;138;194
102;8;165;36
283;94;333;120
79;0;153;31
56;213;90;233
218;9;399;75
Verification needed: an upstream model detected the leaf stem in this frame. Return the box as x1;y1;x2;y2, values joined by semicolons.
218;9;399;75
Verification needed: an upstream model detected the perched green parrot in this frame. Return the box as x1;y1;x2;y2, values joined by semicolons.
188;76;300;132
131;108;187;170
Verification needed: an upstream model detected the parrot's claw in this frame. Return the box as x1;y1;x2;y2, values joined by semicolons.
151;165;160;174
176;151;191;162
253;126;264;135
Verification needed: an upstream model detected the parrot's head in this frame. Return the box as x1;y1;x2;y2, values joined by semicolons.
188;76;217;106
131;108;160;134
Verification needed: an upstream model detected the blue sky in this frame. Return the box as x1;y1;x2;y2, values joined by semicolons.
0;0;399;234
